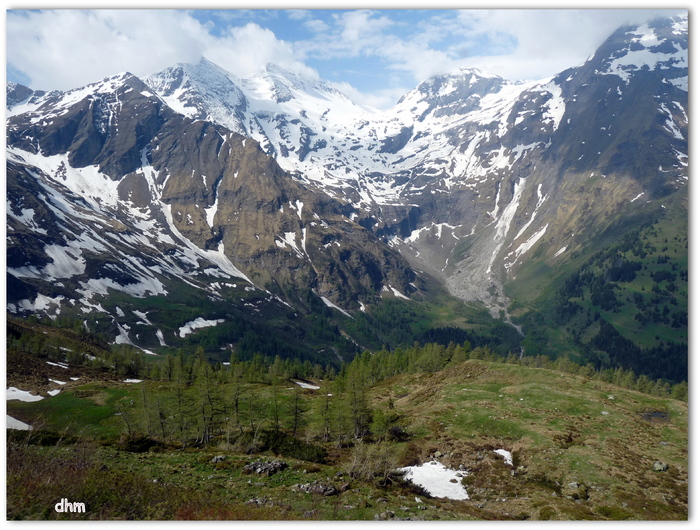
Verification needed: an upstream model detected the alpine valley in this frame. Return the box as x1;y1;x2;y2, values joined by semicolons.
6;14;688;383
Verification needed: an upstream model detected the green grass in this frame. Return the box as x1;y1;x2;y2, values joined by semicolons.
7;355;688;521
7;384;134;441
505;189;687;379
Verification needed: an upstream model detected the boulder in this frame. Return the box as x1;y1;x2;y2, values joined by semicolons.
374;510;395;520
243;459;288;476
292;480;338;496
653;461;669;472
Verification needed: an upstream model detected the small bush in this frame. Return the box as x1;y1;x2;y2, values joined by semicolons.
231;430;326;463
260;430;327;463
117;434;162;453
344;442;402;485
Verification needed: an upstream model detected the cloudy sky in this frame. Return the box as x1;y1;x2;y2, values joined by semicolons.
5;2;686;109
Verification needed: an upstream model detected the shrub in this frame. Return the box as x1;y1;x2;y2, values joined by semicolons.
344;442;402;485
231;430;326;463
117;434;162;453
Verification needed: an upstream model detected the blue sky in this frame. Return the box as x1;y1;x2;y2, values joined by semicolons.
4;4;686;109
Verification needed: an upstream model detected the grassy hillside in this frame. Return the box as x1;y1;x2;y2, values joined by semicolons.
506;190;688;383
7;334;687;521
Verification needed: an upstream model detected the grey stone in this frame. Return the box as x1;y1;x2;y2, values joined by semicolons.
374;511;395;520
653;461;668;472
243;459;288;476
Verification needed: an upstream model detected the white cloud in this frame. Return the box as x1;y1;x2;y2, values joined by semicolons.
286;9;311;21
6;6;685;110
295;8;685;89
6;10;207;90
203;22;318;80
328;80;407;111
447;9;686;82
304;18;331;34
7;9;320;90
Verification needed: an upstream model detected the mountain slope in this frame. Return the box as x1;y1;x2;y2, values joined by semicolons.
144;15;687;327
6;15;687;378
6;73;427;361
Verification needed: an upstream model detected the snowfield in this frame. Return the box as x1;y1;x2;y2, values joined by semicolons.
398;460;469;500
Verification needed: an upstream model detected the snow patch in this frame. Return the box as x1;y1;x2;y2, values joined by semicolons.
179;317;226;338
7;415;33;430
276;231;305;259
493;449;513;466
389;286;410;300
7;387;44;402
541;80;566;131
46;361;69;369
320;296;352;318
507;224;548;269
487;177;526;274
398;461;469;500
294;380;320;390
553;246;568;258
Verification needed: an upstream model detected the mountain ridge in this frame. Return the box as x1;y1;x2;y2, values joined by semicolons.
6;14;688;377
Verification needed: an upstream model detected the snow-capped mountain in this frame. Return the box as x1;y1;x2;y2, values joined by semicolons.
6;72;420;358
6;14;688;358
144;14;688;321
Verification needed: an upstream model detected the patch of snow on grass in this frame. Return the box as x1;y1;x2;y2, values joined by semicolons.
276;231;305;259
7;415;33;430
124;379;143;383
48;389;61;396
179;317;225;338
49;379;66;385
294;381;320;390
506;224;548;271
46;361;69;369
7;387;44;402
494;449;513;466
398;461;469;500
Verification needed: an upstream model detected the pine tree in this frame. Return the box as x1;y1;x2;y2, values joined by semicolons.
290;385;305;437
